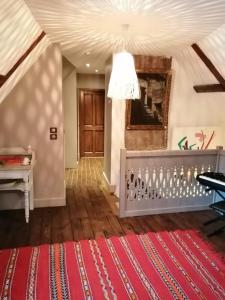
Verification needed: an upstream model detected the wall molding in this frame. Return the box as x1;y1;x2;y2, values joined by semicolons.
123;205;210;217
34;197;66;208
102;171;116;194
0;196;66;210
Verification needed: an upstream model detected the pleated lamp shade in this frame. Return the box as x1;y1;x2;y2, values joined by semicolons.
107;51;140;100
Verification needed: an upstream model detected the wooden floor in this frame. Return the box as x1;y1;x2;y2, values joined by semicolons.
0;158;224;254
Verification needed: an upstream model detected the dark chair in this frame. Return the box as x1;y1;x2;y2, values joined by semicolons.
204;198;225;237
196;172;225;237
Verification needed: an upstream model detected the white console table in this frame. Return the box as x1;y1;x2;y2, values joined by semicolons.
0;147;35;223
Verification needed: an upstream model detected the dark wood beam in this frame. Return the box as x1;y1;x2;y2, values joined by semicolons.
194;84;225;93
192;43;225;89
0;31;46;88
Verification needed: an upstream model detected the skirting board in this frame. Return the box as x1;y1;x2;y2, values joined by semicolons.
34;197;66;208
120;205;210;218
0;196;66;210
102;171;116;194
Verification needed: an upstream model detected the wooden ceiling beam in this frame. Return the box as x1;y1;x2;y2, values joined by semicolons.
191;43;225;92
0;31;46;88
193;84;225;93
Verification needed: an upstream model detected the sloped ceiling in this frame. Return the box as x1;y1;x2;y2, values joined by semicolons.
25;0;225;74
1;0;42;75
0;0;51;103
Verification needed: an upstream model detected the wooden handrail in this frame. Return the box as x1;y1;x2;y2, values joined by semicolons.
0;31;46;88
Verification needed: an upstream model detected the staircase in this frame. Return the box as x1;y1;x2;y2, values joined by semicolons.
131;100;162;125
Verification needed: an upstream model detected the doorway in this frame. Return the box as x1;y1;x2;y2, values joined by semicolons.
79;89;105;157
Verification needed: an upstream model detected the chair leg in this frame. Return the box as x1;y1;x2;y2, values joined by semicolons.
204;216;221;226
207;225;225;237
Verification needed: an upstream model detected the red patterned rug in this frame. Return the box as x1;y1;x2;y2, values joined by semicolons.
0;230;224;299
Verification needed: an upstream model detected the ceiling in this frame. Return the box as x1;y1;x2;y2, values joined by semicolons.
25;0;225;74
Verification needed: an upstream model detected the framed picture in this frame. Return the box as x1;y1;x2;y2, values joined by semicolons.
126;72;172;130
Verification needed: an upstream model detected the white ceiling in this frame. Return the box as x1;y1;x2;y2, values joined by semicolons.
25;0;225;74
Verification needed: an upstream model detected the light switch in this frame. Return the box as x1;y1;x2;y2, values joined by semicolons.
50;133;57;140
50;127;57;133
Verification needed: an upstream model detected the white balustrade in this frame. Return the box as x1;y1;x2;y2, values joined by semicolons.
119;149;223;217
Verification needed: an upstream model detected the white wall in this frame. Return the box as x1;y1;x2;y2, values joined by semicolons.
104;58;126;196
0;44;65;209
63;57;75;80
63;68;78;168
77;73;105;89
107;23;225;196
111;99;126;197
168;24;225;149
103;63;112;184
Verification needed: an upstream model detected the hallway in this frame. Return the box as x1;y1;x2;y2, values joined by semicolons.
0;158;224;254
65;157;120;240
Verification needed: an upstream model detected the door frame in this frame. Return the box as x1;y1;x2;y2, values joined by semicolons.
79;88;105;158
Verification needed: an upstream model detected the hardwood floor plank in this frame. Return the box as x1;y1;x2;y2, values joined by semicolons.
0;157;224;256
90;217;114;239
136;216;155;233
80;218;94;240
28;208;42;246
40;208;52;244
70;188;89;219
51;207;73;243
119;217;142;235
141;215;164;232
106;215;124;236
70;218;83;241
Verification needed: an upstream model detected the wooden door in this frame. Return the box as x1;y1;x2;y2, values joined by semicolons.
79;89;105;157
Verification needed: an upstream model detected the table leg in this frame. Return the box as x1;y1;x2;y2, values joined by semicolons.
24;175;30;224
24;190;29;223
30;171;34;210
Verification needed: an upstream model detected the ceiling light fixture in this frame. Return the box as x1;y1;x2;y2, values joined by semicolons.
107;24;140;100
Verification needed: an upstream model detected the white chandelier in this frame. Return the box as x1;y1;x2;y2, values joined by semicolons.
107;24;140;100
107;51;140;100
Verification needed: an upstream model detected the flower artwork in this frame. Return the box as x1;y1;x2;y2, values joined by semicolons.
178;130;215;150
172;127;223;150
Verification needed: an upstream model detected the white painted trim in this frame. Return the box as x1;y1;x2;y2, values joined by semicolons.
120;205;210;218
126;149;218;158
34;197;66;208
102;171;109;185
119;149;126;217
102;171;116;194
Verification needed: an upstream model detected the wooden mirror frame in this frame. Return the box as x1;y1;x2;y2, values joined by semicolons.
126;71;172;130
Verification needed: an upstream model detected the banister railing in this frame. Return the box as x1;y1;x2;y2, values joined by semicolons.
119;149;224;217
0;31;46;88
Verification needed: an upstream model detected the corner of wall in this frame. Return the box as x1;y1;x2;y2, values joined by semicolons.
0;43;65;209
